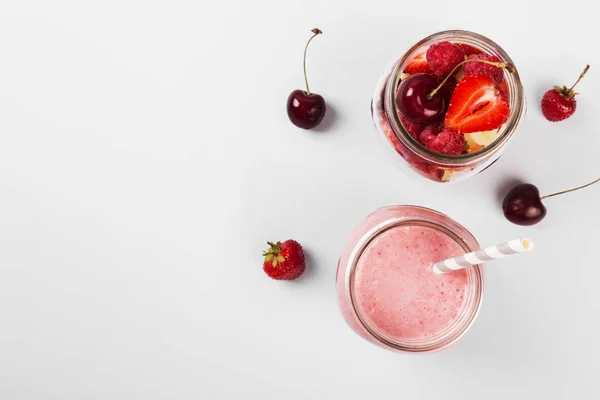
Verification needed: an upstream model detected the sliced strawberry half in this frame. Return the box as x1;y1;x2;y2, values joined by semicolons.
404;50;431;74
445;75;510;134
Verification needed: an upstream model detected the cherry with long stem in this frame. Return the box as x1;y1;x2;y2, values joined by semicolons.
286;28;326;130
503;177;600;225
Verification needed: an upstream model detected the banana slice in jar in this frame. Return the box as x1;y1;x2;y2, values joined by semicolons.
464;128;501;153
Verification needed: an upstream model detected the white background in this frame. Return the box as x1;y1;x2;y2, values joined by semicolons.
0;0;599;399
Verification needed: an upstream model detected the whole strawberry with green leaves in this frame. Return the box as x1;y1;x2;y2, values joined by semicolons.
262;240;306;280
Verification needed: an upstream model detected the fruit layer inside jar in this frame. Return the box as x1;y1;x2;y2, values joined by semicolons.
396;41;511;156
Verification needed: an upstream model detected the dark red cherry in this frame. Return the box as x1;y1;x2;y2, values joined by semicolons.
396;73;448;124
287;90;326;129
502;178;599;226
502;184;547;226
287;28;326;130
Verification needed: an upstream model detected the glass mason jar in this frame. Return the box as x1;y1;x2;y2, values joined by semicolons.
336;206;483;353
371;30;525;183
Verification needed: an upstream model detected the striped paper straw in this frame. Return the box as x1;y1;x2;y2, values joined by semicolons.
432;238;534;275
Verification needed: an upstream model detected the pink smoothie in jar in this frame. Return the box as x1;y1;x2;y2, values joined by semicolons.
336;206;483;353
354;225;469;341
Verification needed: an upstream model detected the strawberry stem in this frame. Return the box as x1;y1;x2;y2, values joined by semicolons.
540;177;600;201
427;59;515;100
263;241;286;267
263;241;282;256
567;65;590;93
303;28;322;96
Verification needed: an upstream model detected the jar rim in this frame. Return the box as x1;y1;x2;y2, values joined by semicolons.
384;30;525;165
344;205;484;353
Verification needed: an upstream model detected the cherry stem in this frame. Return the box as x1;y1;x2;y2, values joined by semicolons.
427;59;515;100
303;28;322;96
568;64;590;93
540;177;600;201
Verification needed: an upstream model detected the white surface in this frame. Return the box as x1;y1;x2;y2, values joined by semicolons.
0;1;599;399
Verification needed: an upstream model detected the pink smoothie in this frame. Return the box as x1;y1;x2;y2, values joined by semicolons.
354;224;469;341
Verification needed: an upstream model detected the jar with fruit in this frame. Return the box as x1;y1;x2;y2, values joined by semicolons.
371;30;525;183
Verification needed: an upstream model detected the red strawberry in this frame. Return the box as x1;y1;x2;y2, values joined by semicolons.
404;50;431;74
399;113;426;142
420;124;465;155
445;75;510;134
426;42;465;76
541;65;589;122
463;54;504;83
263;240;305;280
456;43;481;56
541;91;576;122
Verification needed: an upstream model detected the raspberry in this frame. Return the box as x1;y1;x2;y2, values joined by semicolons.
419;123;442;138
426;42;465;76
420;125;465;155
463;54;504;83
399;113;425;142
456;43;481;56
